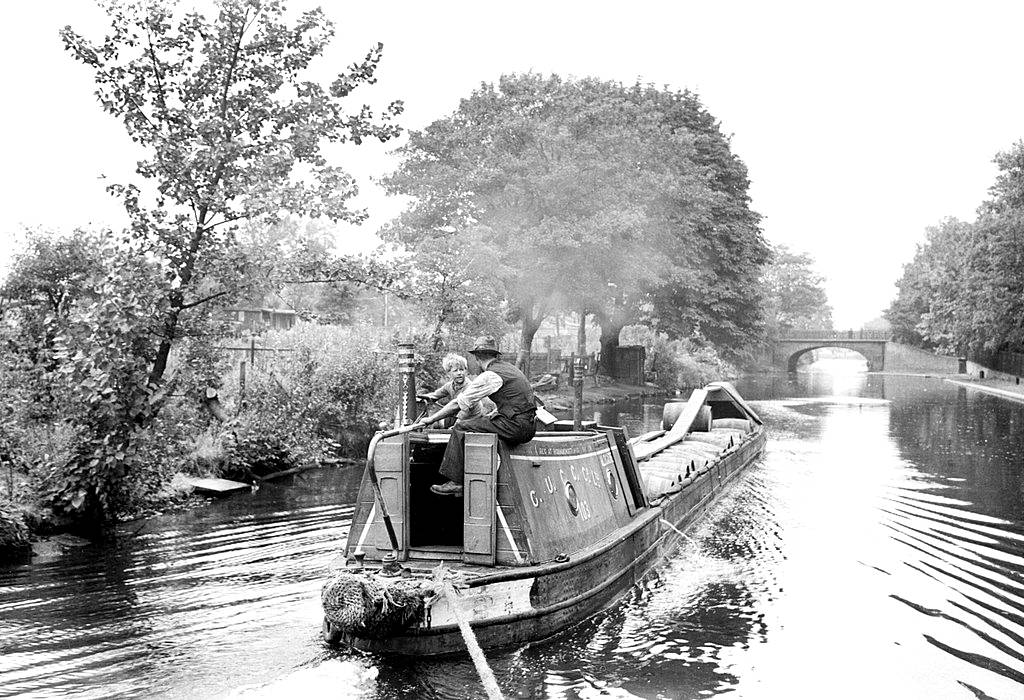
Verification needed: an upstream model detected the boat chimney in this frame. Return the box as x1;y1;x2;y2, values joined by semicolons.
397;341;417;426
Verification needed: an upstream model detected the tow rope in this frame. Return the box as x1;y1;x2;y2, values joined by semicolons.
659;518;698;546
438;579;504;700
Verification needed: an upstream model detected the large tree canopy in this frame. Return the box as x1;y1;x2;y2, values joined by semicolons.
382;75;692;364
61;0;402;388
43;0;402;520
638;88;770;355
887;141;1024;356
887;218;973;349
383;74;767;371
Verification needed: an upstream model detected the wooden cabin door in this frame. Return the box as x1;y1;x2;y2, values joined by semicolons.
373;437;408;556
463;434;498;564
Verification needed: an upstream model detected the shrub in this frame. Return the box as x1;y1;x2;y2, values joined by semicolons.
0;501;31;561
223;426;303;481
1;235;211;525
185;428;230;477
226;322;398;462
621;326;736;391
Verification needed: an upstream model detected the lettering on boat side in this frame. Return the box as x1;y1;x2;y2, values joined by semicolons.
530;442;600;457
520;453;616;521
578;465;600;487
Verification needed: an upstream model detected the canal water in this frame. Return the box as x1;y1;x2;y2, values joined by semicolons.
2;373;1023;699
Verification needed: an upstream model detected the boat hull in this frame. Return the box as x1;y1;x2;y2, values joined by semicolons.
335;430;765;656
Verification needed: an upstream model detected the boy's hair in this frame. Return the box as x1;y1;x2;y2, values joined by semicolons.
441;353;468;372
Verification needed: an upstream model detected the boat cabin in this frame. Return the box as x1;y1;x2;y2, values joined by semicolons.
345;382;761;568
347;425;647;566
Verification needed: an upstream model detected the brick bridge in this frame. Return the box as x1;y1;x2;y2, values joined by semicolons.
772;330;962;373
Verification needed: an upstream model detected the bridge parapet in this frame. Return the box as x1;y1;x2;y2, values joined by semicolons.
778;329;890;341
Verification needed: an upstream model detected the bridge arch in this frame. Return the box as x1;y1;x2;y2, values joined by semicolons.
786;344;873;372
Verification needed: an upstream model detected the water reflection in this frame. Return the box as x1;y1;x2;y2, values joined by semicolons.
1;374;1023;698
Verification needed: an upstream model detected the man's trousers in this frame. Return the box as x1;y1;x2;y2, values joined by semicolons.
438;413;536;482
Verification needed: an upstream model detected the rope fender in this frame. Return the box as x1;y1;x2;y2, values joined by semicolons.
321;572;430;638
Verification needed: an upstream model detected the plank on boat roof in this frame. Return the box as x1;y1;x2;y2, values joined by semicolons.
184;477;250;495
633;389;709;462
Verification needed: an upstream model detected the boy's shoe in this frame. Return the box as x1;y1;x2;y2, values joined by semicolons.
430;481;464;496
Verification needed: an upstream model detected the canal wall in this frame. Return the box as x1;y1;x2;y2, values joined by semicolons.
964;360;1024;384
883;343;1024;383
883;343;960;373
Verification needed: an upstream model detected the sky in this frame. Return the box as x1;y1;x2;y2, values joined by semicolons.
2;0;1022;329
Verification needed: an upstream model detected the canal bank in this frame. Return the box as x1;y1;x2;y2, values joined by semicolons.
944;375;1024;404
534;379;667;411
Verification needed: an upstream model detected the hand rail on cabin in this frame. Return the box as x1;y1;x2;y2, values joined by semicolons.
363;423;420;556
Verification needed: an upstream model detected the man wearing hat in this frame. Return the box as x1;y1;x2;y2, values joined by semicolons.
415;335;537;496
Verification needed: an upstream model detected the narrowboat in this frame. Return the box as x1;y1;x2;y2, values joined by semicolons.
321;381;765;655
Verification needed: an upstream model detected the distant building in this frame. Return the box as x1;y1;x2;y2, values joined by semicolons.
225;307;297;335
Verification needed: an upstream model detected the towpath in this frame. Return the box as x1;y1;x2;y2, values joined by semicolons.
943;375;1024;404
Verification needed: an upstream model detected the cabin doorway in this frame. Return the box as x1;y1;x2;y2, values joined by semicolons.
407;437;463;554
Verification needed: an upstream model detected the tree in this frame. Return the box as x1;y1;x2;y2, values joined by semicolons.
761;245;833;333
969;142;1024;353
48;242;172;520
887;142;1024;357
383;74;711;374
886;218;971;349
1;231;104;321
61;0;402;390
399;233;508;350
0;231;107;417
640;89;771;357
49;0;402;521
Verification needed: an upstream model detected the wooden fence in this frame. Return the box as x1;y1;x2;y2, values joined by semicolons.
218;340;294;368
214;342;623;394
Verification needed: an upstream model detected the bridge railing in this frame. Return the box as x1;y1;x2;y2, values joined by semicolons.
778;329;891;341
